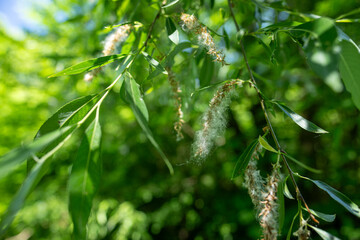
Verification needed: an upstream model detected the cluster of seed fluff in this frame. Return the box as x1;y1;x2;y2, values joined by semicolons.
259;162;281;240
166;67;184;141
243;147;281;240
192;80;242;162
84;24;131;82
180;13;226;65
294;219;311;240
243;144;266;212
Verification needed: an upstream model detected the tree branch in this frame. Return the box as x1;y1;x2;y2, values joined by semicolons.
227;0;319;224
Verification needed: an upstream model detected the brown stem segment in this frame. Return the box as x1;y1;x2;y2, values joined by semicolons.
227;0;319;225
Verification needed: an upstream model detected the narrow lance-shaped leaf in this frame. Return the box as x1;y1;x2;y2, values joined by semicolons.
302;208;336;222
166;17;179;45
164;41;193;68
282;153;322;174
283;175;294;199
28;94;102;172
258;135;278;153
298;174;360;218
278;174;285;235
339;39;360;110
0;126;75;236
120;72;174;174
142;51;167;80
231;139;258;179
68;109;102;239
308;225;341;240
286;211;299;240
0;126;74;180
48;54;126;77
273;101;328;134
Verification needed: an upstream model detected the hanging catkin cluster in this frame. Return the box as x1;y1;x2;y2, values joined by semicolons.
180;13;226;65
84;24;131;82
166;67;184;141
294;219;311;240
259;162;281;240
243;145;281;240
192;80;242;162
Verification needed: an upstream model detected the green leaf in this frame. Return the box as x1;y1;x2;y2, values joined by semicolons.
122;72;149;122
286;211;299;240
302;208;336;222
339;40;360;110
283;153;322;174
258;135;277;153
162;0;181;14
142;52;167;74
36;95;98;138
223;28;230;49
273;101;328;134
231;139;258;179
293;18;337;45
48;54;126;77
120;72;174;174
28;94;102;172
299;175;360;218
199;55;215;87
0;127;75;236
164;42;193;68
0;126;74;180
166;17;179;45
278;176;285;234
308;225;341;240
283;175;294;199
69;111;102;239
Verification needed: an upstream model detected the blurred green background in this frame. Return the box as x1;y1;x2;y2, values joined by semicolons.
0;0;359;239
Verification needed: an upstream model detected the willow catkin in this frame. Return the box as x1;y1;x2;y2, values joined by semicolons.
180;13;226;65
192;80;242;162
243;144;266;212
259;162;281;240
294;219;311;240
166;67;184;141
84;24;131;82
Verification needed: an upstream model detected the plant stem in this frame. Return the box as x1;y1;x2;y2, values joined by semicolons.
227;0;319;224
140;7;162;51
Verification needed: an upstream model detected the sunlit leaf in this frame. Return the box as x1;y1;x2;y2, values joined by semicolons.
142;51;167;79
166;17;179;45
0;126;74;180
231;139;258;179
258;135;277;153
28;94;102;172
69;111;102;239
273;101;328;134
48;54;126;77
308;225;341;240
120;72;174;174
0;127;75;236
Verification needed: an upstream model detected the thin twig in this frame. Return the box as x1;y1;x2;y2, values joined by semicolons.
227;0;319;224
140;8;162;51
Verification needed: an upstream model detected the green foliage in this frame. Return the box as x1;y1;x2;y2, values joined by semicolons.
0;0;360;239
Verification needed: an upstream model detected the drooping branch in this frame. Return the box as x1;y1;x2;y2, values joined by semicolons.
227;0;319;225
